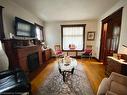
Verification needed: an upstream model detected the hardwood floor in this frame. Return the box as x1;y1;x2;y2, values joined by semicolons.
78;58;105;94
31;58;105;95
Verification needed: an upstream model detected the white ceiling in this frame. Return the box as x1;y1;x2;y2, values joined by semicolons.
12;0;119;21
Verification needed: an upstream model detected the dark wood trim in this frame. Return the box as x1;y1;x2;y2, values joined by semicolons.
35;23;44;41
62;49;82;52
99;7;123;62
35;23;43;29
61;24;86;52
93;57;100;62
61;24;86;27
0;6;5;39
99;22;104;62
102;7;123;23
0;6;4;8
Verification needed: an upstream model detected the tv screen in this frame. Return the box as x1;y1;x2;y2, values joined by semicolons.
15;17;35;37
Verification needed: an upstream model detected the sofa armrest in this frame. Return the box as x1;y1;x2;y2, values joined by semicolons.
97;78;110;95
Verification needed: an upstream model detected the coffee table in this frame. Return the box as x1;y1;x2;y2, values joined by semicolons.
58;58;77;82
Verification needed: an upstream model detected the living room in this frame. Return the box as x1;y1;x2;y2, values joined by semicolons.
0;0;127;95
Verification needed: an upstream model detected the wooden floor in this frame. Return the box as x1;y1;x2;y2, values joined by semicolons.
31;58;105;95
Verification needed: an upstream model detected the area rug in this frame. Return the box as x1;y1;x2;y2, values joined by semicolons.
37;63;94;95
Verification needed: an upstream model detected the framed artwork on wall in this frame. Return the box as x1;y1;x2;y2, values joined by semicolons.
87;32;95;41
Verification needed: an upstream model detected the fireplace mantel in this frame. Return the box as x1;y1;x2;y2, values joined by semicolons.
3;39;51;75
15;45;43;72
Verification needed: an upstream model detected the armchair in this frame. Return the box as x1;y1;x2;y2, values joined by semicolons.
81;49;92;59
54;45;64;58
97;72;127;95
81;45;92;59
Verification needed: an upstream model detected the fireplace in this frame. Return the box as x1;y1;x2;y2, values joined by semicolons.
27;52;40;72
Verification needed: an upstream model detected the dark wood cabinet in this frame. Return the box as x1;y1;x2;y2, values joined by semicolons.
45;48;51;61
105;56;127;77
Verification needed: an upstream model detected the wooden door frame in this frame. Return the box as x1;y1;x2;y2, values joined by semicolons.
99;7;123;62
99;21;108;62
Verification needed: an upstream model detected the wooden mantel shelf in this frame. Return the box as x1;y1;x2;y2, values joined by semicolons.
14;45;38;49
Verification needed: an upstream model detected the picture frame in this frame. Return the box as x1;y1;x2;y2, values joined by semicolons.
87;32;95;41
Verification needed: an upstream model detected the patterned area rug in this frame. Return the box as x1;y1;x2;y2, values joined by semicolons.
37;63;94;95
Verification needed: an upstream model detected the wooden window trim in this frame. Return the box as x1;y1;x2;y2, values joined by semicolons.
61;24;86;52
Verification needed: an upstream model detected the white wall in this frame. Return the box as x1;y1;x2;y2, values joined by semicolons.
45;20;98;56
118;4;127;54
0;0;44;38
95;0;127;59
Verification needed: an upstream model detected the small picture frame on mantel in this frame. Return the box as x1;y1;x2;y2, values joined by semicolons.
87;32;95;41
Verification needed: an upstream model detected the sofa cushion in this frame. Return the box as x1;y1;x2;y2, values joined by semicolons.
55;50;62;55
110;81;127;95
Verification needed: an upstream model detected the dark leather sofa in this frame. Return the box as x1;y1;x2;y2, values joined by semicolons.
0;69;31;95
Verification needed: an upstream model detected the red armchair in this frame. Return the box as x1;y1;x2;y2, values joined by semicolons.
54;45;64;58
81;48;92;59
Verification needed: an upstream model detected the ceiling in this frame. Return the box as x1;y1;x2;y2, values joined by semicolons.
12;0;119;21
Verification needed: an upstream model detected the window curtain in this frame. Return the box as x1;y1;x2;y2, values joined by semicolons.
63;27;84;50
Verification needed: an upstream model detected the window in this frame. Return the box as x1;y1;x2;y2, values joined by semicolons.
61;24;85;51
35;23;44;41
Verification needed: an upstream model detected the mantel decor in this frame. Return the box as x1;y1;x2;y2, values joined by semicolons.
87;32;95;41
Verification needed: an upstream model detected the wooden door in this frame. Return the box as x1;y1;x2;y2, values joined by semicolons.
99;8;122;63
99;22;108;62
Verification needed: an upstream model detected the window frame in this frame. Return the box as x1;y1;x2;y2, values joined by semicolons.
35;23;44;41
61;24;86;52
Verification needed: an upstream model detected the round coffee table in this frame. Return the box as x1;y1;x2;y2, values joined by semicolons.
58;58;77;82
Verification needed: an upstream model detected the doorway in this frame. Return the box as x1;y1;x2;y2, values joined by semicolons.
99;8;123;64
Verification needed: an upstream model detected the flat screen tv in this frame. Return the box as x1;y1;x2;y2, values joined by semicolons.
15;17;35;37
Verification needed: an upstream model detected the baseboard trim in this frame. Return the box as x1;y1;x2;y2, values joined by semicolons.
92;57;100;62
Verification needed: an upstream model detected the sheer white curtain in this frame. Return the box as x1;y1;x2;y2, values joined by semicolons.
63;27;84;50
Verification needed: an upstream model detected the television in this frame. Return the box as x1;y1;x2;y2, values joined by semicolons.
15;17;35;37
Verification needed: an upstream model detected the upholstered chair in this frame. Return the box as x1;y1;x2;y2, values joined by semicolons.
97;72;127;95
0;41;9;72
54;45;64;58
81;45;92;59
